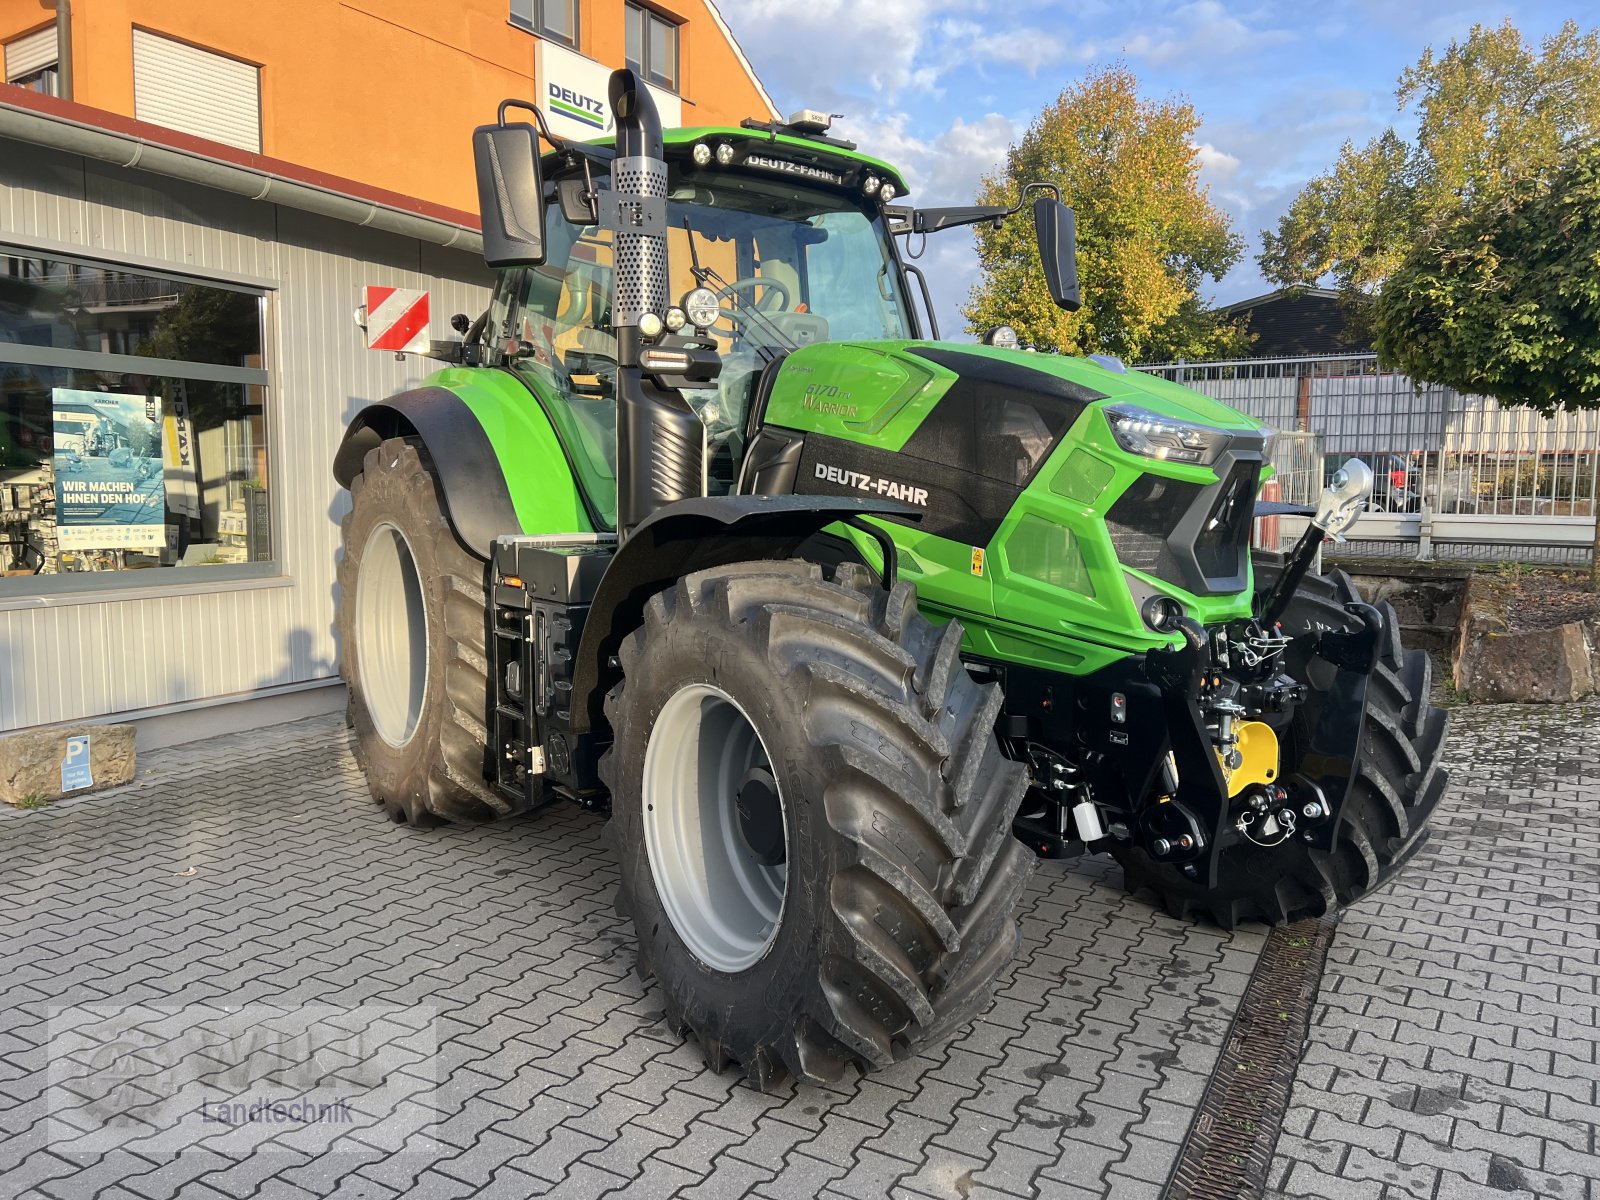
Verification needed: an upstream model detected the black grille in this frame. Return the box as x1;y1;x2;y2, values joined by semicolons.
1196;461;1261;580
1105;474;1203;579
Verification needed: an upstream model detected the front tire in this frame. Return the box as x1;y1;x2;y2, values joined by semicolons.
337;436;515;825
602;562;1032;1090
1112;563;1449;927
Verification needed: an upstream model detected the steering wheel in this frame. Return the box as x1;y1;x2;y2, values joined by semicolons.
711;276;791;339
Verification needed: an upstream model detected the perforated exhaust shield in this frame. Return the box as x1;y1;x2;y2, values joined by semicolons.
611;154;669;327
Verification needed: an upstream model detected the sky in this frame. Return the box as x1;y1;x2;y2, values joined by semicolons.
719;0;1585;339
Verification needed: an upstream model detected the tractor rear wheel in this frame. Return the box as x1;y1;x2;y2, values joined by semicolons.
337;436;514;825
1112;562;1450;927
601;562;1032;1090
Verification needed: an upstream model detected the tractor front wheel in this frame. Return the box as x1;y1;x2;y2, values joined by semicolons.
601;562;1032;1090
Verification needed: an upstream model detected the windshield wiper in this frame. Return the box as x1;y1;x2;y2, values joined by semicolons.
680;218;797;360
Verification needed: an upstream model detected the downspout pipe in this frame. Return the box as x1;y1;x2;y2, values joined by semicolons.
606;67;705;538
54;0;72;101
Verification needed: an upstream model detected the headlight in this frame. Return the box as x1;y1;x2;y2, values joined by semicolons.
715;143;735;165
983;325;1019;349
692;142;712;166
683;287;720;329
1103;404;1232;466
1141;594;1185;633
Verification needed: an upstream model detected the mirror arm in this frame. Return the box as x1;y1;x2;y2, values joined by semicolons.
496;99;569;152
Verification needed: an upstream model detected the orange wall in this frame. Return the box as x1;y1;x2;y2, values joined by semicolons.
0;0;774;213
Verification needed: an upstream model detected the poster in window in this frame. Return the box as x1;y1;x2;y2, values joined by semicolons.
51;389;167;550
162;381;201;521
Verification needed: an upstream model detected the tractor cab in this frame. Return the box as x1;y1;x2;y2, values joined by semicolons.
481;122;921;520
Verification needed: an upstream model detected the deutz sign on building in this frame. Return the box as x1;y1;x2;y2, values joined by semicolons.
534;41;681;142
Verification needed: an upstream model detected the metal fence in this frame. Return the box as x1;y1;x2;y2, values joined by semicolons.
1140;354;1599;566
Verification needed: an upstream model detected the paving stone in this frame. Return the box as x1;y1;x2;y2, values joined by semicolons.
1268;704;1600;1200
11;702;1596;1200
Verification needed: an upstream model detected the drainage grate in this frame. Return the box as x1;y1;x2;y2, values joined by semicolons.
1163;915;1337;1200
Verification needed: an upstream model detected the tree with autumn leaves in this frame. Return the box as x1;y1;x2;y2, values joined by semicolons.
962;66;1246;364
1265;19;1600;579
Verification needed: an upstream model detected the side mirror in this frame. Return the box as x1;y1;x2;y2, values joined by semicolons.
1034;197;1081;312
473;121;546;268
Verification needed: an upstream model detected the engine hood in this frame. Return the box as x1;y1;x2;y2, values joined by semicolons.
759;340;1266;451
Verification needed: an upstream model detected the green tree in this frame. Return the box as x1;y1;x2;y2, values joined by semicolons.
963;65;1246;363
1261;19;1600;293
1372;144;1600;579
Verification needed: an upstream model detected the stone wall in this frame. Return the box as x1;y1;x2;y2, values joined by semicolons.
1453;573;1600;703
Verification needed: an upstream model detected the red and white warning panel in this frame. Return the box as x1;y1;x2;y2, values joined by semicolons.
362;286;430;353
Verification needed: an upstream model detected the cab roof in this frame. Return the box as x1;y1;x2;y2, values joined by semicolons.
547;124;910;199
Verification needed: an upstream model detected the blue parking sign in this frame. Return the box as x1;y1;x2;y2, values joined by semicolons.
61;736;93;792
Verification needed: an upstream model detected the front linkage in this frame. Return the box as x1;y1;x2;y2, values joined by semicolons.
998;461;1384;889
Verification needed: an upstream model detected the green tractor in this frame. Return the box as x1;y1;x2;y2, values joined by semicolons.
333;72;1448;1090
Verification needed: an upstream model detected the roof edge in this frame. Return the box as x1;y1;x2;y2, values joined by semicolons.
1218;286;1347;314
702;1;781;121
0;83;484;252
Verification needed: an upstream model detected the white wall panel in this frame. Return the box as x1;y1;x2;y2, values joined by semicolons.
1;138;493;731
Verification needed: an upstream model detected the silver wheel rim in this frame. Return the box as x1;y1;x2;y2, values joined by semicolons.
642;683;787;973
356;521;429;748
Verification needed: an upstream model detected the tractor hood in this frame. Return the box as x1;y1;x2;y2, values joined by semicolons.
760;337;1271;634
759;340;1266;454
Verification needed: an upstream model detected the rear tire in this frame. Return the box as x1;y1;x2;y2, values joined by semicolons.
1112;562;1449;927
337;436;517;825
601;562;1032;1090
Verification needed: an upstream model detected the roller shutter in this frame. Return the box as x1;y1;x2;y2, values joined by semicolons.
4;27;57;80
133;30;261;152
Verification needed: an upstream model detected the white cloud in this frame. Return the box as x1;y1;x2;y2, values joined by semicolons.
1118;0;1295;67
1193;141;1241;183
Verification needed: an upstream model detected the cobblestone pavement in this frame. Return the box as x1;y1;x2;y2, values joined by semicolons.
2;713;1264;1200
1269;701;1600;1200
3;701;1594;1200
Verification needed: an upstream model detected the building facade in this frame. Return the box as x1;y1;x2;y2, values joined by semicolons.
0;4;774;740
0;0;777;212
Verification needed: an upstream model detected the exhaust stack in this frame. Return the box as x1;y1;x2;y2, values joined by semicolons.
607;69;705;538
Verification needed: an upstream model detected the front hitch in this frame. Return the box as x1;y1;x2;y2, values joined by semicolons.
1139;617;1231;885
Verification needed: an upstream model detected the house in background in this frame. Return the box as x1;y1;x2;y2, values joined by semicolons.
1219;287;1371;359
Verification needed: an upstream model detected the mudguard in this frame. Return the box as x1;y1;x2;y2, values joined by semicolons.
333;386;520;560
568;495;918;735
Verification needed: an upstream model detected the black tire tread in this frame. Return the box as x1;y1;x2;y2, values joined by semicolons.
1112;560;1449;926
603;562;1031;1089
336;436;513;826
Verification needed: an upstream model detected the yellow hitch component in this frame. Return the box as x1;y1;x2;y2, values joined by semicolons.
1219;720;1280;798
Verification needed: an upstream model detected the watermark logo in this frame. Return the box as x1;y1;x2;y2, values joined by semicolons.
46;1003;440;1162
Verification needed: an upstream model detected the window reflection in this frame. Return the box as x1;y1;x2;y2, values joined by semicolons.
0;249;271;584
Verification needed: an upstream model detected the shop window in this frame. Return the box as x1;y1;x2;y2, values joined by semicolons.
1;247;273;593
625;3;679;93
510;0;579;46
